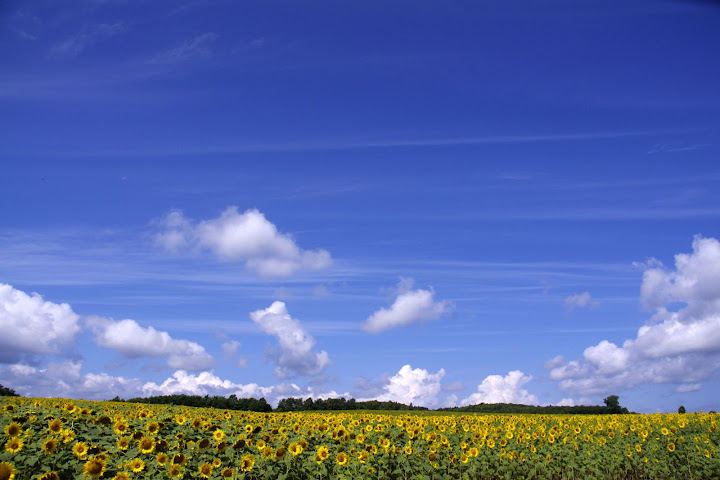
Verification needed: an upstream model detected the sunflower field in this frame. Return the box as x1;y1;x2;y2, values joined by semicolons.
1;396;718;480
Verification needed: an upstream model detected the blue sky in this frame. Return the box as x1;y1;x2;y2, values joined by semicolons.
1;0;719;413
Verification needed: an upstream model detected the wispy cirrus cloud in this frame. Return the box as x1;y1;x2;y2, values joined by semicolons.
49;22;127;59
148;32;219;65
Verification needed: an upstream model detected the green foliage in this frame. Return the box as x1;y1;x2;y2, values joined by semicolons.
0;383;19;396
275;397;428;412
678;405;687;414
120;393;272;412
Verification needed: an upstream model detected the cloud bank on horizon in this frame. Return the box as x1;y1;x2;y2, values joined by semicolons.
2;233;720;410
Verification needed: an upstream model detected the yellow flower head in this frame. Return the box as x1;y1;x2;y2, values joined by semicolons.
240;454;255;472
168;465;183;478
213;429;225;441
116;436;130;451
83;457;106;479
127;458;145;473
156;452;169;466
220;467;234;478
4;423;22;438
138;436;155;454
112;473;130;480
47;419;63;434
198;462;213;479
0;462;18;480
5;438;23;454
37;472;60;480
42;438;58;455
335;452;349;466
72;442;88;458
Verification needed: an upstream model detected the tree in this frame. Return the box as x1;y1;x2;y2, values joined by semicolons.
0;384;19;396
678;405;686;414
603;395;628;414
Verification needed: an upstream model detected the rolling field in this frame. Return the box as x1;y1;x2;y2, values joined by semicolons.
1;396;718;480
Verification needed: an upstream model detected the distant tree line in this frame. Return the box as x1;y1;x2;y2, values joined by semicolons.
438;395;631;415
116;394;272;412
0;384;19;397
1;381;634;414
275;397;428;412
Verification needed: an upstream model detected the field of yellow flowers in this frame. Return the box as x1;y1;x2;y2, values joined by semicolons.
1;396;718;480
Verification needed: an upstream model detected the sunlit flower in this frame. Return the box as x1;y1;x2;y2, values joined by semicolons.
198;462;213;479
240;454;255;472
138;436;155;454
0;462;17;480
83;457;106;479
3;423;22;438
42;438;58;455
47;419;63;434
4;438;23;454
127;458;145;473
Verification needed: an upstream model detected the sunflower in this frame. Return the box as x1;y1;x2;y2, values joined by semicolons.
156;452;169;466
275;446;286;460
220;468;233;478
116;437;130;451
42;438;58;455
3;423;22;438
48;419;63;434
198;438;210;450
168;465;183;478
61;429;75;444
112;473;130;480
198;462;213;479
113;422;128;435
0;462;17;480
240;454;255;472
37;472;60;480
4;438;23;454
212;458;221;468
138;436;155;454
126;458;145;473
216;441;227;453
668;443;676;452
288;442;302;456
335;452;349;466
83;457;106;479
213;429;225;441
171;453;187;466
146;422;160;435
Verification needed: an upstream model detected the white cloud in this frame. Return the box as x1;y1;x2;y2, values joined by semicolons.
549;236;720;395
155;207;331;277
86;316;215;371
249;301;330;378
676;383;702;393
0;283;81;362
556;397;576;406
141;370;334;406
0;361;142;400
368;364;445;408
362;280;451;333
461;370;538;405
564;291;598;310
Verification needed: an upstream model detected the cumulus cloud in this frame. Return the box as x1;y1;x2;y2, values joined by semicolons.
564;291;598;310
0;283;81;363
249;301;330;379
154;207;331;277
461;371;538;405
0;361;142;400
142;370;349;406
86;316;215;371
360;365;445;408
549;235;720;395
362;280;451;333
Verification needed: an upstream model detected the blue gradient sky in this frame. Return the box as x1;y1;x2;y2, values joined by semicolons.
1;0;719;413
